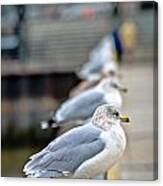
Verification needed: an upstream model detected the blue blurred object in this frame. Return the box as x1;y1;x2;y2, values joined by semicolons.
112;29;124;62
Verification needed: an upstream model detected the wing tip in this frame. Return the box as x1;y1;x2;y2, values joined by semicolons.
40;119;59;130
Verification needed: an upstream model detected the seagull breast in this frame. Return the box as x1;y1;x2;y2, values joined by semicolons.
73;124;126;179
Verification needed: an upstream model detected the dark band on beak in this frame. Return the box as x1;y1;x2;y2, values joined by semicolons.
119;87;128;93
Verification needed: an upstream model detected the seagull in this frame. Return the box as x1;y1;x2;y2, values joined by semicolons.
23;104;130;178
78;30;123;81
69;60;119;98
78;35;116;81
41;77;127;130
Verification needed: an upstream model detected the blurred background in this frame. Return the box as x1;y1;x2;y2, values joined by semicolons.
1;2;157;179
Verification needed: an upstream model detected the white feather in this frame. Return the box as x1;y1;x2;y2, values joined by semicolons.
73;124;126;179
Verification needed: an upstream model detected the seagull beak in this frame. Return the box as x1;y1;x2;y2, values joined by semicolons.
117;86;128;93
120;115;130;123
111;83;128;93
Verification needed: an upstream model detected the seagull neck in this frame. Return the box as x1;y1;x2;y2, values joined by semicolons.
96;82;118;94
92;117;119;131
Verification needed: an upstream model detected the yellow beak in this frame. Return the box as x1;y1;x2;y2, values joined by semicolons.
120;115;130;123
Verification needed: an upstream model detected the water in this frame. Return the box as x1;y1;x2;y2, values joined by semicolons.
1;147;41;177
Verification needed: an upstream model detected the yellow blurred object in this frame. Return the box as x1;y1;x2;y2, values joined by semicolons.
107;163;121;180
120;20;138;51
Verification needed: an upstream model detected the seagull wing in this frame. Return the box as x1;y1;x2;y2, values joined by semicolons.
78;58;103;79
55;89;105;123
23;124;105;178
78;35;114;79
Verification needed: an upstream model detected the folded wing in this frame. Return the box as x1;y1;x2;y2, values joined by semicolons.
23;124;105;178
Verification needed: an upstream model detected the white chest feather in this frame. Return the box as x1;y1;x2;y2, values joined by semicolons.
73;125;126;179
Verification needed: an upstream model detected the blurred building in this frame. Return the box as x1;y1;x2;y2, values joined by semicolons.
1;3;115;136
1;2;155;137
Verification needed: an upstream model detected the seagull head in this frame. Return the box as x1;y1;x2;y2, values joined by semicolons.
99;77;127;93
92;104;130;130
101;61;118;77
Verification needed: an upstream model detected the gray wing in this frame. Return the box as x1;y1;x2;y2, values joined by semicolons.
55;89;105;122
23;124;105;178
82;56;104;74
78;57;103;79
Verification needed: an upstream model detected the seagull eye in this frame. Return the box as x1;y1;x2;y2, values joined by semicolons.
113;112;119;118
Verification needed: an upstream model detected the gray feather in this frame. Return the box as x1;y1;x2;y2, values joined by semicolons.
55;89;105;123
23;124;105;178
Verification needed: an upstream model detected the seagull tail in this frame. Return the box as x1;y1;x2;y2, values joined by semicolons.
40;118;58;130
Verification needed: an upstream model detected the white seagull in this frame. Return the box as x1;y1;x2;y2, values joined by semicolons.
41;77;127;129
69;60;120;98
78;35;118;81
23;104;130;178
